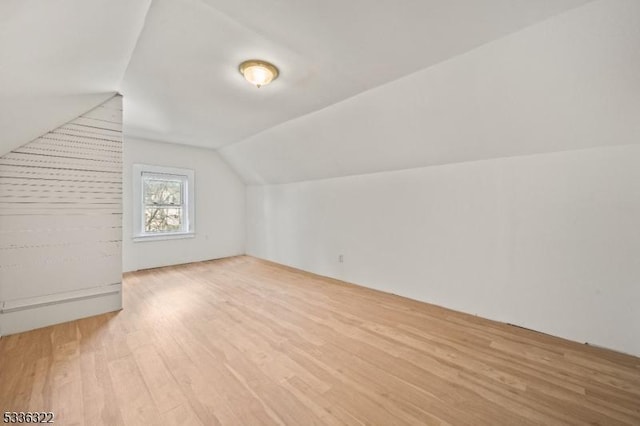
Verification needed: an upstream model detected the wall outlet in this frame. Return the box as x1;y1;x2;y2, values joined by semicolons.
338;254;344;263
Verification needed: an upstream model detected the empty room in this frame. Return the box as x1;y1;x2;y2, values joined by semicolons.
1;0;639;424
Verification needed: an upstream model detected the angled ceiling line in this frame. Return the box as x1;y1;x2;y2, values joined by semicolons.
214;0;598;153
197;0;309;59
117;0;595;153
117;0;155;95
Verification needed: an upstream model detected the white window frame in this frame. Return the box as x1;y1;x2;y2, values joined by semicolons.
132;164;195;242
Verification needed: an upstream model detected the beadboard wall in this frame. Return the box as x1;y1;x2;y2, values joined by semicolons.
0;95;123;336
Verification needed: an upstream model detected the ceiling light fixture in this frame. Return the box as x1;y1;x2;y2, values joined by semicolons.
239;60;279;88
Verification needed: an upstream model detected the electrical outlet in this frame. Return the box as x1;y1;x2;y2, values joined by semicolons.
338;254;344;263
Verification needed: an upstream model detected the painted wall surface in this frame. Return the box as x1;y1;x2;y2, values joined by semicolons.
247;145;640;356
221;0;640;184
0;95;124;335
122;137;245;272
0;0;152;157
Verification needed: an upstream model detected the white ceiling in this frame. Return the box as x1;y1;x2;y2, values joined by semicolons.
220;0;640;184
0;0;151;155
7;0;629;183
120;0;591;148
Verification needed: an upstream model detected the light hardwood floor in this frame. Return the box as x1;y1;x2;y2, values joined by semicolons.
1;256;639;425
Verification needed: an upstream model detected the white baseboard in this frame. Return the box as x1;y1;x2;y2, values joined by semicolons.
0;284;122;336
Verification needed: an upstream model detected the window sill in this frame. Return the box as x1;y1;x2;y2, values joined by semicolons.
133;232;195;243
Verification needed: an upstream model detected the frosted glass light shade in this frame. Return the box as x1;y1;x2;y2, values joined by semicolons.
239;60;279;88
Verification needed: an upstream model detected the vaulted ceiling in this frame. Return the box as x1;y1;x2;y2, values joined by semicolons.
121;0;591;148
3;0;639;184
0;0;151;156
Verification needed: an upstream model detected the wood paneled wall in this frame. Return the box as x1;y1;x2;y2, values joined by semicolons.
0;95;123;335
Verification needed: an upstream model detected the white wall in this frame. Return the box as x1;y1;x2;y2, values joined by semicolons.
247;144;640;356
123;137;245;272
0;95;123;335
237;0;640;357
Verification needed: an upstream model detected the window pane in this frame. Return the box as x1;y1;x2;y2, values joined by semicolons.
144;207;183;232
143;178;182;205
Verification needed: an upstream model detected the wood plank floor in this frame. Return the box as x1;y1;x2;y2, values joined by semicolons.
1;256;639;425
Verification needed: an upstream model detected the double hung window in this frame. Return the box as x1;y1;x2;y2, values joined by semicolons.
133;164;194;241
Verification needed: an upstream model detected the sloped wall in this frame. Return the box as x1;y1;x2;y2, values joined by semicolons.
0;95;123;335
238;0;640;357
221;0;640;184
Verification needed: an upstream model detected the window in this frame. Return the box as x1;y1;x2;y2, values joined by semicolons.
133;164;194;241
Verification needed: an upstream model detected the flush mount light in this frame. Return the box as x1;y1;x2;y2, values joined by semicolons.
239;60;279;88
